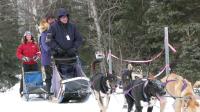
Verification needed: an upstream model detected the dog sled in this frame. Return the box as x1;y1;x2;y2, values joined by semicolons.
22;70;47;101
51;56;91;103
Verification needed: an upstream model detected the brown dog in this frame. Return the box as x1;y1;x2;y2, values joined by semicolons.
160;73;199;112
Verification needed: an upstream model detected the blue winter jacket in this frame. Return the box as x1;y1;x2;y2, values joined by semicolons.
45;21;83;55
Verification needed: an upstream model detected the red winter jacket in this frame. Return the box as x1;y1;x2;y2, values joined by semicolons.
16;42;40;64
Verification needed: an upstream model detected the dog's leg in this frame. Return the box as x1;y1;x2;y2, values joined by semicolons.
147;106;153;112
135;106;143;112
104;80;111;109
174;99;182;112
105;94;111;109
159;97;167;112
100;95;107;112
125;95;134;112
135;98;142;112
94;90;106;112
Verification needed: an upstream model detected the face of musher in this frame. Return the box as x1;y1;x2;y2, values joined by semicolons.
147;79;166;97
59;16;68;24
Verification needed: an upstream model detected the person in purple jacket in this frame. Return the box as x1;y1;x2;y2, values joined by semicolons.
39;13;55;95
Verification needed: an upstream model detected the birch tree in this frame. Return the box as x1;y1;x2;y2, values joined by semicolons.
88;0;102;51
16;0;56;36
87;0;123;112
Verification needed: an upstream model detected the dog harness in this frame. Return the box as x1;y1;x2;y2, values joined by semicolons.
161;79;176;87
143;80;149;101
162;79;187;92
123;81;145;100
181;79;187;92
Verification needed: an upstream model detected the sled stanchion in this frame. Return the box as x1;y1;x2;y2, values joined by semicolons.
108;49;112;74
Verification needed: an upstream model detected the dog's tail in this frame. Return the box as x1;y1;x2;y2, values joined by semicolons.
91;61;100;71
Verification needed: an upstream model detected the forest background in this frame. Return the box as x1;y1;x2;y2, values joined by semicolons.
0;0;199;91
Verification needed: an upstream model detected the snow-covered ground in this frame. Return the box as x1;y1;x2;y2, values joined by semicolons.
0;82;199;112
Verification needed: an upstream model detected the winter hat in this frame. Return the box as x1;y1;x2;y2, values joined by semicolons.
45;12;55;21
57;8;69;19
23;31;32;37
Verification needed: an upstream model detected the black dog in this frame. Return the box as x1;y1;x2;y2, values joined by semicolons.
91;73;118;94
124;79;166;112
121;64;143;90
90;73;118;112
121;69;133;90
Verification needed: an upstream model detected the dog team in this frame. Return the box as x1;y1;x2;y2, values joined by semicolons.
91;60;200;112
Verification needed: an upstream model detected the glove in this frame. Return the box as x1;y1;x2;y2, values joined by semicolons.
22;56;30;62
51;47;66;56
56;47;66;55
67;48;77;57
33;55;40;61
51;50;57;56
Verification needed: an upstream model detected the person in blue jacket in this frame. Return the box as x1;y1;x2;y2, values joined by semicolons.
39;13;55;95
45;8;83;78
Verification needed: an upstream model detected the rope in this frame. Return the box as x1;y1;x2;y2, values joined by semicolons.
154;64;170;78
110;50;163;63
168;43;176;53
109;43;176;64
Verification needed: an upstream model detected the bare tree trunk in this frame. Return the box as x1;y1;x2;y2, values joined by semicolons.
88;0;106;73
88;0;102;51
16;0;55;35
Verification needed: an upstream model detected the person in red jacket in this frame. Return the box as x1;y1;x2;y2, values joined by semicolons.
16;31;41;97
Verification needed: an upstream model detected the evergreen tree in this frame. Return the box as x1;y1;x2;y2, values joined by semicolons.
0;0;19;91
117;0;200;81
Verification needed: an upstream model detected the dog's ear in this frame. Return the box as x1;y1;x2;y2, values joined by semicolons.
127;64;133;71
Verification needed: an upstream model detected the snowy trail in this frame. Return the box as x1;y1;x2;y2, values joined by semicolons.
0;83;100;112
1;82;199;112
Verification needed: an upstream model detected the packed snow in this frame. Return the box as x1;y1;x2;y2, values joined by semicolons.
0;82;199;112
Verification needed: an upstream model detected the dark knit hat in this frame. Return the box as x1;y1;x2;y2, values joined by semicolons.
57;8;69;19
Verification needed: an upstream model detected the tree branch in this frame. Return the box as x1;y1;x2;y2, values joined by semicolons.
98;5;119;22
